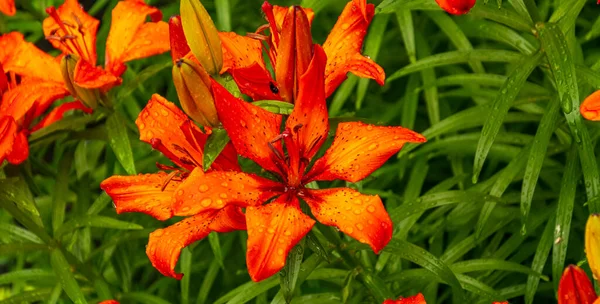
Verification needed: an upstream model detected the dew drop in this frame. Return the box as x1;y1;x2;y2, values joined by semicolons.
198;184;209;192
367;205;376;213
368;143;379;151
201;198;212;207
219;193;228;199
356;223;364;231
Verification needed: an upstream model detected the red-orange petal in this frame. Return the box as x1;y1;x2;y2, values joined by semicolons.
105;0;169;76
558;265;597;304
229;63;282;101
435;0;476;15
581;90;600;121
306;122;426;183
172;168;281;216
98;301;120;304
0;80;70;126
286;45;328;162
0;116;18;165
211;81;284;175
219;32;266;74
246;194;315;282
272;5;314;28
0;32;63;82
136;94;206;171
0;0;15;16
0;62;7;94
304;187;392;254
322;0;385;97
146;206;245;279
73;59;121;90
43;0;99;65
30;101;92;132
383;293;427;304
6;130;28;165
100;172;181;221
169;15;191;62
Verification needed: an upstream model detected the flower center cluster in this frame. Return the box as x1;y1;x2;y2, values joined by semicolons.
45;7;92;62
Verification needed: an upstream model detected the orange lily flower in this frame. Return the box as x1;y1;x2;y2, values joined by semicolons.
0;0;14;16
101;94;243;279
0;33;90;165
558;265;597;304
218;0;385;102
435;0;476;15
171;46;425;282
581;90;600;121
383;293;427;303
43;0;169;91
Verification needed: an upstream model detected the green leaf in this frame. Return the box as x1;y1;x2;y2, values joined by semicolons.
0;269;55;285
538;22;600;212
55;215;143;237
377;0;440;14
252;100;294;115
52;150;73;234
396;10;416;63
208;232;224;268
181;247;192;304
328;75;358;116
215;0;231;31
356;14;389;109
525;218;555;304
388;50;523;82
106;111;136;175
0;243;50;255
415;30;439;125
50;249;87;304
520;99;560;225
450;259;547;279
458;19;537;55
0;288;54;304
116;60;171;101
87;192;112;215
0;177;43;227
576;64;600;89
552;146;579;291
385;238;464;300
28;114;99;145
280;241;304;303
214;276;279;304
203;128;230;171
469;3;533;32
472;52;542;183
0;222;42;243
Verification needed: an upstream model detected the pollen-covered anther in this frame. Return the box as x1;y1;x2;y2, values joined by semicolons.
247;33;270;41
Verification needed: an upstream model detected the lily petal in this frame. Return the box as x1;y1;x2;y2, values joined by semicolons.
169;15;191;62
136;94;206;171
6;131;28;165
435;0;476;15
31;101;92;132
43;0;99;65
383;293;427;304
306;122;426;183
173;168;281;216
272;5;314;28
73;59;121;89
0;0;15;16
146;206;246;279
0;32;63;82
105;0;169;76
304;188;392;254
229;63;282;101
581;90;600;121
219;32;266;73
558;265;597;304
0;116;18;165
100;172;181;221
246;194;315;282
286;45;328;163
322;0;385;97
212;81;284;175
1;80;69;125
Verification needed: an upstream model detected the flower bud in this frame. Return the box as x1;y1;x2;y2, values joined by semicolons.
180;0;222;76
60;54;100;109
172;58;218;127
169;15;191;62
581;90;600;121
586;214;600;281
557;265;597;304
435;0;476;15
273;6;313;102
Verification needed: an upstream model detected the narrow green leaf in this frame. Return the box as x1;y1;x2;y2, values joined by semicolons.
539;22;600;212
576;64;600;89
55;215;143;237
48;283;63;304
196;262;220;304
208;232;224;268
28;114;99;144
280;242;304;303
0;243;50;255
53;150;73;233
214;276;279;304
106;112;136;175
415;31;439;125
549;0;586;33
552;146;579;291
116;60;171;101
328;75;358;116
181;247;192;304
0;288;53;304
377;0;440;13
459;19;537;55
525;218;555;304
456;274;502;300
472;52;542;183
203;128;230;171
87;192;112;215
289;293;340;304
388;50;523;82
0;222;42;243
469;3;533;32
252;100;294;115
356;13;389;109
0;269;55;285
396;10;415;63
385;238;464;299
215;0;231;31
520;99;560;225
0;177;43;227
50;249;87;304
451;259;547;279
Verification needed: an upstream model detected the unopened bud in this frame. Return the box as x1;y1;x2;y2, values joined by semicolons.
169;15;191;62
60;54;100;109
172;58;218;127
586;214;600;281
434;0;476;15
180;0;223;76
557;265;597;304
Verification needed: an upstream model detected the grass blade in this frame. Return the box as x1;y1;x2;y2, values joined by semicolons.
50;249;87;304
525;218;554;304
